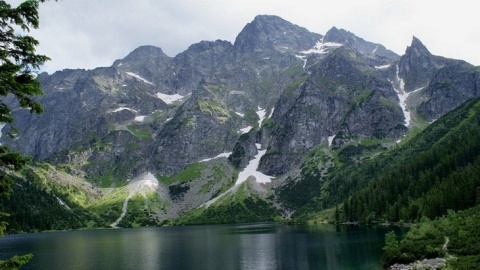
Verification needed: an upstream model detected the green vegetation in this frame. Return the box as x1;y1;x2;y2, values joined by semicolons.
117;193;168;228
0;171;104;233
0;0;53;267
87;188;128;224
126;124;151;140
157;162;206;185
174;181;279;225
198;99;230;122
292;97;480;225
199;164;234;194
341;97;480;224
383;205;480;269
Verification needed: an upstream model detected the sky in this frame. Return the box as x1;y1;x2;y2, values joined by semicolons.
9;0;480;73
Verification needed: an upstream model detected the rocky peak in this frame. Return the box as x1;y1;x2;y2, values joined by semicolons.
323;27;398;62
172;40;232;94
114;45;170;66
184;40;232;54
233;14;321;55
112;45;175;92
323;27;353;43
407;36;432;58
398;37;447;91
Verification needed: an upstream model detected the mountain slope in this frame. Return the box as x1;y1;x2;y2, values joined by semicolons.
295;96;480;224
1;15;480;230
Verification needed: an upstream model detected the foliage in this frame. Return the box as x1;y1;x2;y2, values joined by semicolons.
175;181;279;225
0;171;104;233
0;254;33;270
126;124;151;140
382;231;401;267
0;0;52;268
295;97;480;224
157;162;205;185
117;193;167;228
175;196;278;225
383;204;480;269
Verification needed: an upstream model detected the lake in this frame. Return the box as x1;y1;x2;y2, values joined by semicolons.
0;223;401;270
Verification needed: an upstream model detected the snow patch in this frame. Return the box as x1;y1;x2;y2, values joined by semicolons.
202;144;274;207
125;72;154;85
296;39;343;69
235;143;274;185
199;152;232;162
235;112;245;117
134;115;146;122
301;39;343;55
256;107;267;127
239;126;253;134
295;55;308;69
328;135;336;147
268;108;275;119
112;107;138;113
390;66;425;128
375;64;391;70
155;93;184;105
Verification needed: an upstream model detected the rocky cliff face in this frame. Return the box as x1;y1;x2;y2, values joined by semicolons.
2;15;480;226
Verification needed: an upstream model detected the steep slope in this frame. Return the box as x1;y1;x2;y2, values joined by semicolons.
1;15;480;230
149;77;238;175
395;37;478;123
295;96;480;224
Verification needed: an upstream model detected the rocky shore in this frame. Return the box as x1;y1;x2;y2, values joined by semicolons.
390;258;446;270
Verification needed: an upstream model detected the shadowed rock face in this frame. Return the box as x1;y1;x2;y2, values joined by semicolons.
3;15;480;182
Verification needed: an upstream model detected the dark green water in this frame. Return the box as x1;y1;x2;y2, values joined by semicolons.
0;223;402;270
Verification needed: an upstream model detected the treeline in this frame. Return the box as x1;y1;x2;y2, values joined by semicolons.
294;97;480;223
0;171;102;233
343;97;480;223
344;123;480;222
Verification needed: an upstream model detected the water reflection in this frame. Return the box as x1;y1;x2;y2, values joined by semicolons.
0;223;401;270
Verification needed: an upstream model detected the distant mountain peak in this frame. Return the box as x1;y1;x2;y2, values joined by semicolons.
323;26;398;61
252;14;287;23
324;27;354;43
406;36;431;57
233;14;321;55
125;45;167;59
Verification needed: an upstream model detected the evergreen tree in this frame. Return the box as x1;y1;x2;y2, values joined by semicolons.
0;0;50;268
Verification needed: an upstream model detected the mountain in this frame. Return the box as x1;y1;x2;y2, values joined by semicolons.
1;15;480;230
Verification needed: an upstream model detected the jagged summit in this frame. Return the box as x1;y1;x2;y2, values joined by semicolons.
397;36;463;91
184;40;232;53
323;26;356;44
118;45;169;63
233;14;321;54
3;14;480;228
405;36;432;57
323;26;399;62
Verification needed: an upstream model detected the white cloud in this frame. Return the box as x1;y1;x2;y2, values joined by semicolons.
7;0;478;73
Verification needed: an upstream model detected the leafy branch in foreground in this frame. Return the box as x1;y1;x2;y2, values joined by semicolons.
0;0;51;268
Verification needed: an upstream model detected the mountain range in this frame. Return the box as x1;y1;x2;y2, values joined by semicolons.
1;15;479;230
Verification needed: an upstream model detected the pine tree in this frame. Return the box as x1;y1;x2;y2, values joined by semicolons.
0;1;50;268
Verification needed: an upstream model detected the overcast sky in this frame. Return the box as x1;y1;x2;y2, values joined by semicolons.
10;0;480;73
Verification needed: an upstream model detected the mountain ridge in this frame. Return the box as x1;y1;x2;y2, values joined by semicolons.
1;14;479;230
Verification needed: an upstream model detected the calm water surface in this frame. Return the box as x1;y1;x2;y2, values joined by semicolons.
0;223;401;270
